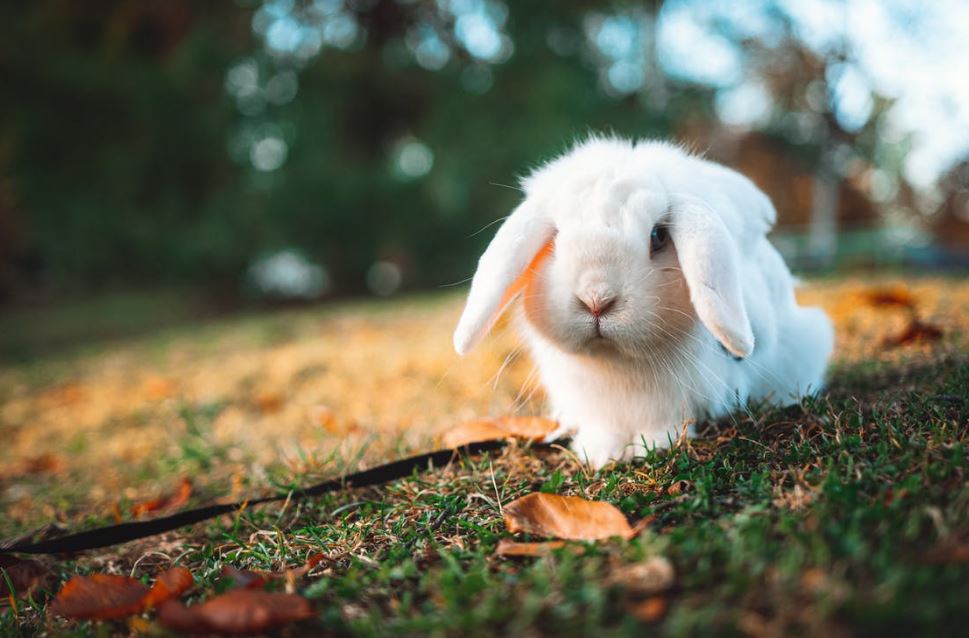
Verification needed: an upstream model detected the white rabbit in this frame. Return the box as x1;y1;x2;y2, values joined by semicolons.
453;137;834;467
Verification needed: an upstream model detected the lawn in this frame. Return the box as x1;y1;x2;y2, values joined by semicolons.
1;275;968;636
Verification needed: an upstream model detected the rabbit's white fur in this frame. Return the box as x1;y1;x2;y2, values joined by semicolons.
454;137;834;467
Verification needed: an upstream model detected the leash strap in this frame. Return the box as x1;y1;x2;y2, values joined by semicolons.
1;439;513;555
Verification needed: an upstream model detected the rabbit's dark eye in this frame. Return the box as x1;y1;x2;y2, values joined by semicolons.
650;224;669;254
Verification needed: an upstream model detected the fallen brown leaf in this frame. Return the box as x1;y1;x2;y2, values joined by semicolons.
49;567;195;620
143;567;194;608
143;377;176;401
49;574;150;620
221;566;269;590
630;596;667;622
282;553;328;583
442;416;559;448
503;492;637;541
0;558;54;601
255;392;284;414
922;543;969;564
131;478;193;518
608;556;675;595
862;286;916;309
882;318;944;347
0;454;66;481
157;590;314;634
494;539;567;557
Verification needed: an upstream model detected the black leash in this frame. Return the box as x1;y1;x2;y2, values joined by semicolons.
1;439;517;556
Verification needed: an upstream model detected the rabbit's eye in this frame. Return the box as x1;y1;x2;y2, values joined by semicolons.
650;224;669;254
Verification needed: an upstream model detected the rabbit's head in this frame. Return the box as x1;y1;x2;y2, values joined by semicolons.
454;138;774;363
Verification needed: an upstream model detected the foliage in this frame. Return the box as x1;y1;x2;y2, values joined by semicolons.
3;1;934;299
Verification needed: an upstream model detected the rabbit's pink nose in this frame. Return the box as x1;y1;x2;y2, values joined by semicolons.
577;293;617;318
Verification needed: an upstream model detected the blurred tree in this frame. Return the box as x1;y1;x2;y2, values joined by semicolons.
0;0;961;303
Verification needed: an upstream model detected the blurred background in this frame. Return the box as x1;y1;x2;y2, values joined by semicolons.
3;0;968;357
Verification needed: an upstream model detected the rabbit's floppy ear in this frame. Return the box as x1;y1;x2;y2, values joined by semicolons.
670;196;755;358
453;198;556;355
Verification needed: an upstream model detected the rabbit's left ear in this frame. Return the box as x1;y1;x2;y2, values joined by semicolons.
453;198;556;355
670;197;755;358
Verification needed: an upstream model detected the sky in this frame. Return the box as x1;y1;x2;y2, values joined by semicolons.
654;0;969;189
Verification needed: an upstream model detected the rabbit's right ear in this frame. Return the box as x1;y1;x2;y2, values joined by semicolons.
453;199;556;355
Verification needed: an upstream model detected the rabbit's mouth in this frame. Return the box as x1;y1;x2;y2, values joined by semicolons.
580;331;621;356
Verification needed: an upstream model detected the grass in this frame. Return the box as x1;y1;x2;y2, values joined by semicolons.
1;275;968;636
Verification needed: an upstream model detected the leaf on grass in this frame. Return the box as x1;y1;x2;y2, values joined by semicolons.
608;557;675;595
282;553;328;584
143;567;194;608
50;567;195;620
862;286;917;310
49;574;150;620
494;539;567;557
255;392;284;415
0;558;54;601
157;590;313;634
442;416;559;448
222;554;327;593
143;377;176;400
221;566;268;590
503;493;637;541
0;454;66;481
922;543;969;564
630;596;667;622
882;318;944;347
131;477;193;518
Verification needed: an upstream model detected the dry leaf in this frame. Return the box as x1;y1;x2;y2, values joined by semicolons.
862;287;916;309
608;557;675;595
922;543;969;564
503;493;637;541
50;567;195;620
142;567;194;608
143;377;176;400
131;478;193;518
157;590;314;634
221;566;268;590
882;318;944;347
494;539;567;557
442;416;558;448
0;454;65;481
255;392;284;414
49;574;150;620
0;558;53;601
283;553;328;583
630;596;667;622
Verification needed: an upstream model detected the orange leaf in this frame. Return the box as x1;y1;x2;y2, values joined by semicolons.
255;392;284;414
143;567;194;608
442;416;558;448
143;377;176;401
0;454;66;481
49;574;149;620
167;478;194;509
630;596;667;622
494;539;567;557
862;286;916;309
882;318;944;347
157;590;314;634
131;478;193;518
503;493;637;541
